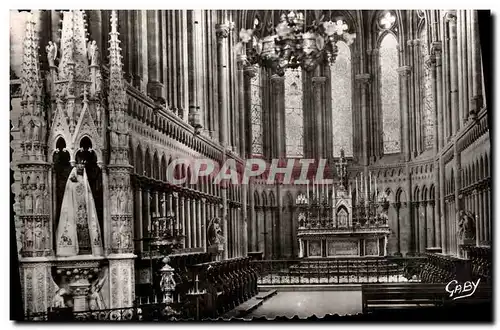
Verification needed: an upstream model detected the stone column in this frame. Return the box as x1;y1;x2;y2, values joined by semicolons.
241;186;248;257
395;202;402;256
197;199;202;248
135;187;143;253
154;191;159;219
413;202;420;254
446;11;460;134
221;188;228;259
434;162;442;249
298;238;304;258
179;196;185;248
146;10;164;100
473;189;480;246
420;201;428;251
185;196;191;248
201;198;207;251
139;10;149;92
470;10;483;118
397;67;411;161
270;74;286;157
108;258;135;309
433;43;444;150
427;201;435;247
439;160;447;253
216;22;231;147
478;189;485;244
161;192;167;217
485;186;490;243
144;188;151;247
355;74;371;164
190;198;196;247
312;75;326;158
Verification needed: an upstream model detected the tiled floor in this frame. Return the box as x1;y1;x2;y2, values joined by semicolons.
244;290;362;319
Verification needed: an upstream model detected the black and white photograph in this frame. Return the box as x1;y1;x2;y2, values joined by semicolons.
8;7;493;322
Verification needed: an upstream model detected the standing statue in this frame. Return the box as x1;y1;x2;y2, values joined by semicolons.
457;210;476;241
87;41;100;66
46;41;58;67
207;217;225;251
52;288;68;308
55;161;103;256
88;272;107;310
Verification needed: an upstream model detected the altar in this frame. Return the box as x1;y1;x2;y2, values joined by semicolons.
296;150;390;258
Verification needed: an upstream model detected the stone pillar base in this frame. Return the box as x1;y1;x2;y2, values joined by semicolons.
108;256;135;309
20;260;55;315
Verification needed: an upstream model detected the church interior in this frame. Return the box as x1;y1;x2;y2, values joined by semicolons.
10;9;491;321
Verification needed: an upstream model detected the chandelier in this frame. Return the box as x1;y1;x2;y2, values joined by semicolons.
238;11;356;76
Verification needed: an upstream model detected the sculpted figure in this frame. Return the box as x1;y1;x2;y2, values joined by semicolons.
457;210;476;241
52;288;68;308
46;41;58;67
55;162;103;256
87;41;99;66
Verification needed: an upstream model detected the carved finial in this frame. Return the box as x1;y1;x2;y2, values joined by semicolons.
107;9;128;166
20;11;42;103
58;10;90;80
110;10;118;34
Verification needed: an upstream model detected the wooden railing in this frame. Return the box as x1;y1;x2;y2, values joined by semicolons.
251;257;423;285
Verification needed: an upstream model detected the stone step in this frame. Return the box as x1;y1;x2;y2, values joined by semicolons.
256;289;277;300
222;290;277;320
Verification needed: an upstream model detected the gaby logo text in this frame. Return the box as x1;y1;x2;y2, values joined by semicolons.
445;278;480;300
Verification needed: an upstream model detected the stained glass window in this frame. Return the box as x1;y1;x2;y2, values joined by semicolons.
380;33;401;154
331;41;353;157
250;68;263;156
284;69;304;158
421;25;434;150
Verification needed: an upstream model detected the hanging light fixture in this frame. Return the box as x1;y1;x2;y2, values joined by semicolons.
238;10;356;76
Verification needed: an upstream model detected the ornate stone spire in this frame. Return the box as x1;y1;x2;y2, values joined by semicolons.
57;10;89;81
107;10;129;165
20;12;42;104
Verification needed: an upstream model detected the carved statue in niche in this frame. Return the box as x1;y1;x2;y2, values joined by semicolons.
55;161;103;257
34;220;44;250
95;103;102;126
337;208;348;227
95;71;102;94
87;41;100;66
46;41;58;67
457;210;476;241
25;220;33;249
207;217;225;251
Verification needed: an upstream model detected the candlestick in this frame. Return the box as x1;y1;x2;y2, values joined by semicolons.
369;171;372;195
355;177;359;204
375;176;378;199
364;172;368;202
307;180;309;200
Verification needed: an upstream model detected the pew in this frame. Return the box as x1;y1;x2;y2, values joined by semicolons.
361;283;446;313
361;282;492;314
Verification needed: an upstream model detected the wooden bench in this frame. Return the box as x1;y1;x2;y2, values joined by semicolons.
362;282;492;314
362;283;446;313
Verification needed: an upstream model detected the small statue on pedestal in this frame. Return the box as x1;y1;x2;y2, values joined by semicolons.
457;210;476;242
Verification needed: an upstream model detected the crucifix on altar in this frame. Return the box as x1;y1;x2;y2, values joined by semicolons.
336;148;348;189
